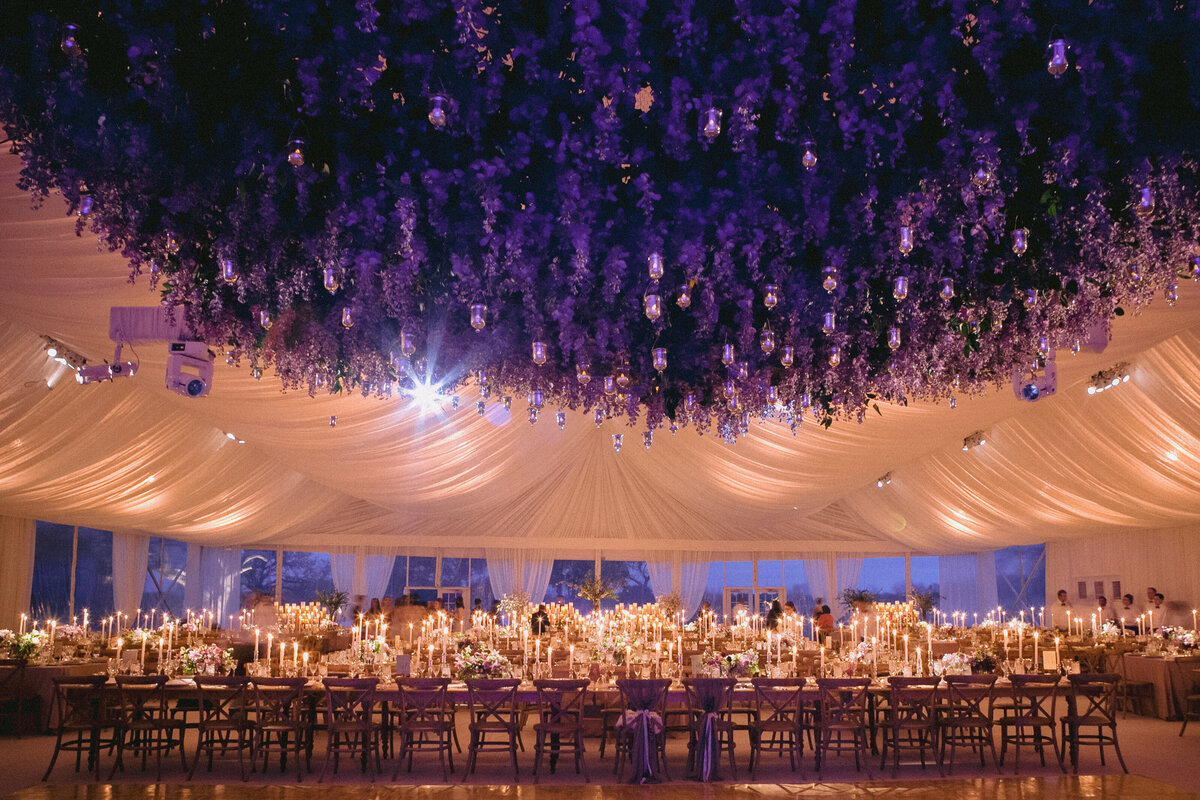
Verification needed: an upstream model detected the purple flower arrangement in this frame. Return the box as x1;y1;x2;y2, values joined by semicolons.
454;645;512;679
2;2;1198;434
703;648;760;678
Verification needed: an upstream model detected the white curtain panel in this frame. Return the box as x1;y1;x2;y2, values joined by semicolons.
938;554;979;615
0;517;35;625
485;549;519;601
679;556;711;621
1047;528;1200;614
362;552;395;602
803;559;832;610
184;545;241;622
522;551;555;605
835;557;864;619
329;553;356;597
111;531;149;616
976;551;999;612
647;559;673;600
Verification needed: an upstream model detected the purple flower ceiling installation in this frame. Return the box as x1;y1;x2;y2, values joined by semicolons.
2;1;1199;437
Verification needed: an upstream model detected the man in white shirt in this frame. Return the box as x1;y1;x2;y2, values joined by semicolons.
1097;595;1118;624
1150;592;1172;630
1049;589;1073;630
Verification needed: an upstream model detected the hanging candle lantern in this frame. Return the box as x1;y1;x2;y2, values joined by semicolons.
259;309;272;329
1191;256;1200;280
676;283;692;308
576;363;591;384
728;395;739;411
721;343;735;366
822;266;838;293
701;107;723;140
801;139;818;171
428;94;448;128
1166;284;1179;306
323;267;340;293
828;344;840;366
723;380;736;399
594;408;605;428
1038;336;1050;355
531;389;544;408
644;287;662;321
1047;39;1069;77
502;395;513;410
760;329;776;353
469;303;487;331
764;284;780;309
952;374;961;389
822;312;836;335
528;407;539;425
476;400;486;416
767;385;779;404
648;251;664;280
888;327;902;350
78;188;93;216
898;226;914;256
1011;228;1029;255
1136;187;1155;217
643;431;653;450
329;415;337;427
531;340;548;365
616;361;631;388
652;347;668;372
478;370;488;387
400;331;416;357
940;278;956;301
556;411;566;429
737;362;749;380
165;233;179;254
969;319;981;335
949;397;957;409
1071;340;1081;354
1024;288;1038;308
286;138;307;168
780;345;795;368
1129;264;1142;282
685;393;697;412
219;256;238;285
612;433;624;453
893;276;909;301
603;375;616;395
970;158;990;188
60;23;82;57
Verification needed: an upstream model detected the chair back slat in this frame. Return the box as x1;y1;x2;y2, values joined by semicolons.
750;677;804;725
464;678;520;725
322;677;378;724
532;678;589;726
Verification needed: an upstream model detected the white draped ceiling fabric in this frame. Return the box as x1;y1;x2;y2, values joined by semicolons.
3;150;1200;607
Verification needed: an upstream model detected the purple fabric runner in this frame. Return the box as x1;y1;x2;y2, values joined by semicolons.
686;677;734;782
616;679;669;784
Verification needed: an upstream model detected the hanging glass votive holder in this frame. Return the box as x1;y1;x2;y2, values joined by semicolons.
615;361;631;388
759;329;776;354
1166;284;1179;306
556;411;566;429
822;312;836;335
887;327;901;350
970;158;990;188
828;344;841;366
576;363;591;384
764;284;780;309
685;393;697;412
532;340;548;365
822;266;838;293
286;138;307;168
801;139;818;172
652;347;668;372
1129;264;1142;283
721;343;735;366
940;278;955;301
530;389;544;408
341;307;354;328
528;407;539;425
1024;288;1038;308
61;23;82;57
643;431;653;450
469;303;487;331
676;283;692;308
165;233;180;254
780;345;795;368
400;331;416;357
701;107;722;140
603;375;616;396
219;256;238;285
723;380;736;399
612;433;623;453
644;288;662;321
898;226;914;256
893;276;909;301
767;385;779;404
323;267;340;293
259;309;272;329
595;409;604;427
737;361;749;380
1136;187;1155;217
1011;228;1029;255
648;251;664;280
1038;336;1049;355
1047;39;1068;77
427;95;448;128
1191;256;1200;280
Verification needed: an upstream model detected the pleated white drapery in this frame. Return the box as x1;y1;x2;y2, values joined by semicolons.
329;550;394;607
679;557;710;620
110;531;149;617
835;557;864;619
183;545;241;623
938;552;1001;617
362;553;395;602
486;548;554;605
0;517;35;625
329;553;356;597
803;559;833;609
647;559;673;600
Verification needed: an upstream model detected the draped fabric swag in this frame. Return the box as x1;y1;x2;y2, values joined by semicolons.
0;516;35;625
110;530;149;618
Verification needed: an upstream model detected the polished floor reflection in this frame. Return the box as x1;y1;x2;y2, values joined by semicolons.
4;777;1199;800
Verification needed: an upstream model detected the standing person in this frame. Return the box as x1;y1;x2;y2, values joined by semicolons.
1097;595;1117;624
1049;589;1073;630
1150;592;1172;629
766;600;783;630
530;604;550;635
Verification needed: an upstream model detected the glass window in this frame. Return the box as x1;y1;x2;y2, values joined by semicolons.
547;559;597;610
281;551;334;604
31;521;74;621
143;537;187;616
385;556;410;599
469;558;494;613
407;556;436;587
240;549;276;598
700;562;723;619
73;528;114;620
756;560;783;586
783;560;813;615
440;557;469;587
601;560;655;607
995;544;1046;613
724;560;752;587
858;557;906;601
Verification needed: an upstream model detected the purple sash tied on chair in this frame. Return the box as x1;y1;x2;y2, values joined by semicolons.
696;710;721;782
686;677;733;782
616;709;663;783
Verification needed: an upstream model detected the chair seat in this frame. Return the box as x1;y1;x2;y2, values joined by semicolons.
1062;714;1113;727
470;720;518;733
999;714;1053;727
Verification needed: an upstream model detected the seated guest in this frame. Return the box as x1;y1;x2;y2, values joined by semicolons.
530;603;551;635
784;600;797;614
473;598;483;615
815;605;835;636
489;600;501;617
368;597;383;617
381;596;395;620
1097;595;1117;623
766;599;783;630
1144;586;1158;615
1118;594;1138;629
1049;589;1073;630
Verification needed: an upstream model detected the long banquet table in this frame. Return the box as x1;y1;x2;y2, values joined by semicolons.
1120;654;1200;719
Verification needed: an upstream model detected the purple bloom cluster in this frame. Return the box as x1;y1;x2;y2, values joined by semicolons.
2;2;1199;432
454;645;512;679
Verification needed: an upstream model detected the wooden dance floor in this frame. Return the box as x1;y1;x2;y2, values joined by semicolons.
5;777;1198;800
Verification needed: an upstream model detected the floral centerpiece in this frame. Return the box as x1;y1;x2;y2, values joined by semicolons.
968;646;999;674
703;649;761;679
454;646;512;679
656;593;682;619
1162;627;1197;650
314;589;349;620
569;572;622;612
845;641;873;664
54;624;86;640
592;630;639;665
359;636;391;663
498;591;530;625
1;629;49;661
181;643;236;676
1097;621;1121;641
938;652;972;675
